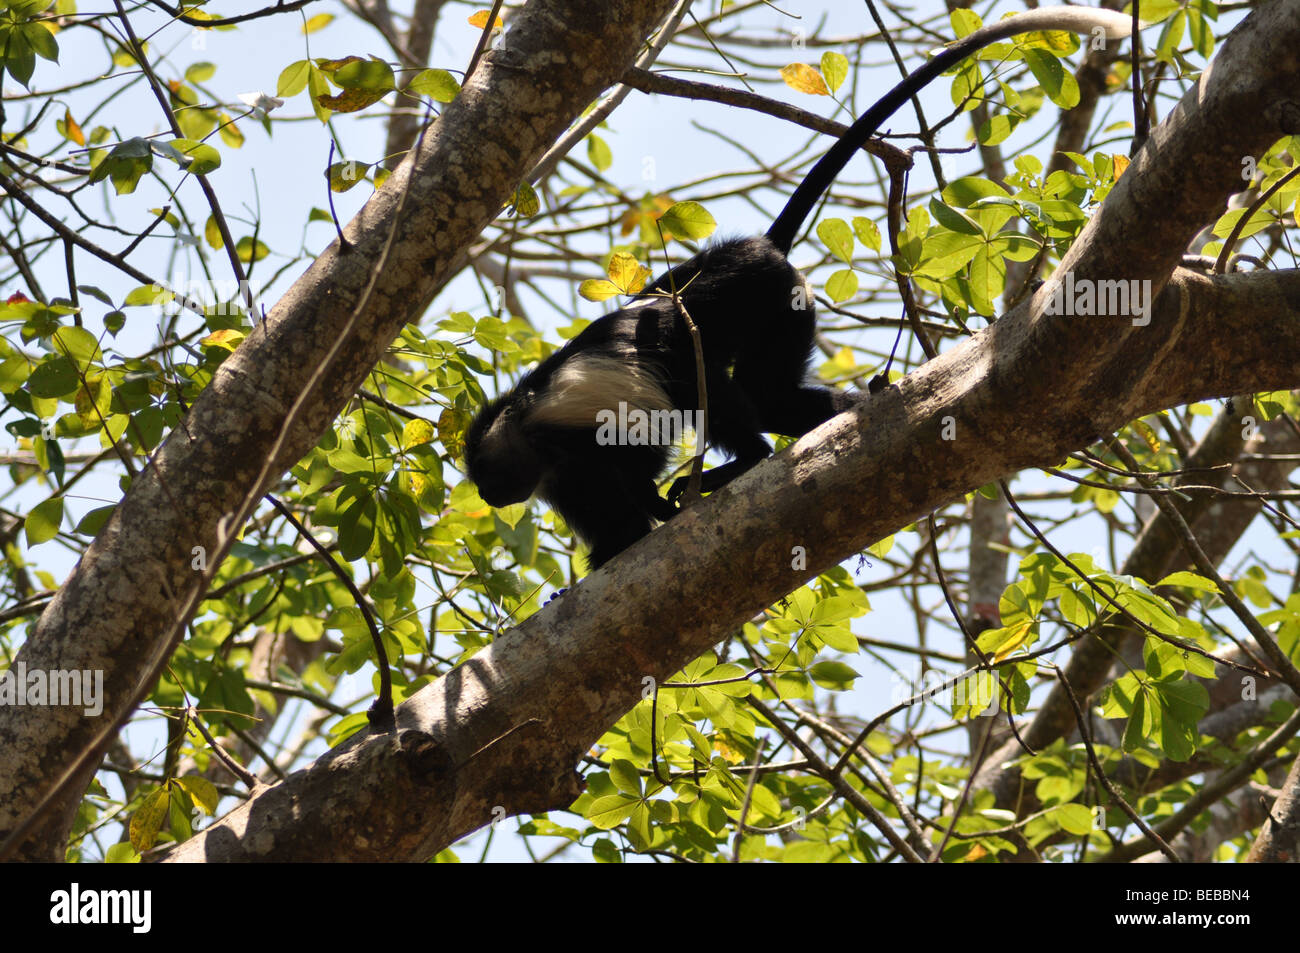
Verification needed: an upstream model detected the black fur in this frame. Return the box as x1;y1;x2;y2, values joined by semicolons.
464;7;1130;570
465;237;851;569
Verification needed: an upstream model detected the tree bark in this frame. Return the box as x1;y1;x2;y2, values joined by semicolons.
163;0;1300;862
0;0;681;862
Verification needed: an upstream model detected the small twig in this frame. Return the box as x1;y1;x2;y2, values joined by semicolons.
746;695;925;862
730;738;766;862
648;684;670;786
929;715;995;861
1105;440;1300;696
265;495;393;730
672;295;708;503
1000;480;1265;677
1214;163;1300;274
187;704;260;788
464;0;505;83
1094;704;1300;862
113;0;255;314
326;139;351;250
1050;663;1181;862
1130;1;1149;154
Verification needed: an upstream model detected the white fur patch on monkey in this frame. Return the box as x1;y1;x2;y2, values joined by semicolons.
528;354;672;428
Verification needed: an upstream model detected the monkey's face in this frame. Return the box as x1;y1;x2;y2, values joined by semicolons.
464;400;543;506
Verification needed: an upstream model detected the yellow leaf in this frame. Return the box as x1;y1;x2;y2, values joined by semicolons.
1112;153;1130;181
992;620;1034;662
714;739;743;763
201;329;245;350
302;12;334;33
606;252;651;294
780;63;828;96
129;788;170;852
468;10;504;29
509;180;539;217
579;279;620;302
62;108;86;146
618;208;641;236
826;346;857;373
217;114;245;148
203;215;223;250
438;407;470;458
1130;418;1160;453
402;417;435;448
316;87;388;113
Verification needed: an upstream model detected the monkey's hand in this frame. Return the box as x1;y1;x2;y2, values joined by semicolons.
668;457;756;505
649;492;681;521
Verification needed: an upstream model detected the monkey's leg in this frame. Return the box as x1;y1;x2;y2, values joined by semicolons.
545;466;656;570
637;481;680;522
667;371;772;502
732;302;855;437
757;384;856;437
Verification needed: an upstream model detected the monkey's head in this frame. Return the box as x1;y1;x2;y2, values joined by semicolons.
464;396;545;506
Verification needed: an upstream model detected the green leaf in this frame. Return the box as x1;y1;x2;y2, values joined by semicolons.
587;794;639;830
185;61;216;83
1024;48;1079;109
808;660;859;690
25;496;64;545
51;326;101;365
88;137;152;194
22;22;58;62
819;51;848;92
408;68;459;103
278;59;311;97
334;57;395;91
587;134;612;172
77;285;114;306
949;7;982;38
1055;803;1095;836
337;487;377;560
942;176;1011;207
165;138;221;175
659;201;716;241
104;843;140;863
851;216;881;252
816;217;854;262
825;269;858;303
1155;9;1186;65
4;26;35;86
928;200;982;236
976;113;1017;146
124;284;171;308
1154;571;1219;593
27;356;79;398
75;504;115;536
609;759;642;796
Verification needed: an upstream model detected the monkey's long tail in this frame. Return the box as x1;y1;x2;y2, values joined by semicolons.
765;6;1136;253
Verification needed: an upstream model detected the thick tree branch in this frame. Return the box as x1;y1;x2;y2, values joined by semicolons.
0;0;683;862
158;1;1300;862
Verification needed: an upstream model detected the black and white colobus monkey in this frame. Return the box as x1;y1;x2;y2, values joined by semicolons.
466;6;1132;570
